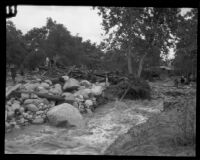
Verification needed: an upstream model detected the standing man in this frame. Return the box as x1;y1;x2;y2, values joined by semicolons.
10;63;16;84
45;57;50;68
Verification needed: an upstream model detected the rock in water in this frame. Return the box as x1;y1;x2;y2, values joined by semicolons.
47;103;84;128
63;78;80;91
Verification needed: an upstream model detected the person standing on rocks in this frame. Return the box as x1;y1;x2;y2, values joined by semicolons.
10;64;16;84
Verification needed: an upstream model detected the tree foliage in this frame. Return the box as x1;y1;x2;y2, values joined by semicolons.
6;21;27;66
95;7;180;76
173;8;197;76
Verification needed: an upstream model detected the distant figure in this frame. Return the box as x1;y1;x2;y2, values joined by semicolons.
10;64;16;84
20;64;24;76
174;78;179;88
50;58;54;68
180;75;185;84
45;57;50;67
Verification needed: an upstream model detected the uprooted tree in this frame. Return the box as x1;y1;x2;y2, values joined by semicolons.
95;7;180;77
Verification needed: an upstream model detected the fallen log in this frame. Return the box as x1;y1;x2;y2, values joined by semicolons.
6;84;21;98
13;90;74;104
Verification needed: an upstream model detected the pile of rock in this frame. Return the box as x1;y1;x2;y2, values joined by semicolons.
5;76;107;132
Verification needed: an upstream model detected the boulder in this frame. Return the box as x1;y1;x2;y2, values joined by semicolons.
11;103;21;111
37;86;49;94
49;84;62;95
7;101;12;106
13;100;20;104
74;89;92;99
47;103;84;128
24;83;40;91
62;92;76;101
62;76;69;81
7;110;15;119
25;104;39;112
63;78;80;91
30;93;38;99
44;79;52;85
91;85;103;96
36;110;44;115
80;80;91;88
24;98;43;105
40;82;50;89
21;93;30;100
84;99;93;108
19;107;25;114
19;117;25;124
5;122;10;129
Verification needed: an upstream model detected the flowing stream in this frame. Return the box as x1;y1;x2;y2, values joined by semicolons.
5;99;163;154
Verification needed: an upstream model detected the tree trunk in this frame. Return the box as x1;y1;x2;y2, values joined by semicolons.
127;44;133;74
137;52;148;78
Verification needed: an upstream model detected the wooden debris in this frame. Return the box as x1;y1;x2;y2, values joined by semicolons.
6;84;21;98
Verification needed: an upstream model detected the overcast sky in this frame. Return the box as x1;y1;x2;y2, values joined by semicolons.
10;6;104;44
9;6;191;59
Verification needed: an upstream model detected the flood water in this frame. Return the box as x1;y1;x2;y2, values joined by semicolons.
5;100;163;154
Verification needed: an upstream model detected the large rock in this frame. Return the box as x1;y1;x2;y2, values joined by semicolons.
84;99;93;108
25;104;39;112
91;85;104;96
63;78;80;91
24;83;40;91
74;88;92;99
62;76;69;81
80;80;91;88
47;103;84;128
7;110;15;119
11;103;20;111
44;79;52;86
21;93;30;100
23;98;44;105
62;92;76;101
40;82;50;89
49;84;62;95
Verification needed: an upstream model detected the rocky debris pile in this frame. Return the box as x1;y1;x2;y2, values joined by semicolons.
104;76;151;100
5;76;108;132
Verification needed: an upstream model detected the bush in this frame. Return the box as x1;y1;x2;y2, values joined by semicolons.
105;76;151;100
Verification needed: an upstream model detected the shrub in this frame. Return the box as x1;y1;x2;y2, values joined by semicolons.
105;76;151;100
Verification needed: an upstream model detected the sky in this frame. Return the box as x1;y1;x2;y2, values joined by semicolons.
9;6;192;59
10;6;104;44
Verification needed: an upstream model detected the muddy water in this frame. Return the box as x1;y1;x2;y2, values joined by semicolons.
5;100;163;154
